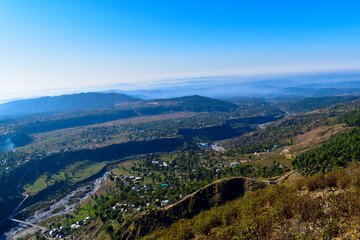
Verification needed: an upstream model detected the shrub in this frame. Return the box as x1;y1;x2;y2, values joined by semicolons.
306;173;326;191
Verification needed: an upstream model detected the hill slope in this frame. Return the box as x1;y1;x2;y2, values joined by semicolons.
275;96;358;114
143;166;360;240
0;92;141;116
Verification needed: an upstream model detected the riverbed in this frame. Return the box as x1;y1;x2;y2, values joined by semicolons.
4;171;109;239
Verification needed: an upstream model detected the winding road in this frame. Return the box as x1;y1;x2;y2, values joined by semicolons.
7;163;40;230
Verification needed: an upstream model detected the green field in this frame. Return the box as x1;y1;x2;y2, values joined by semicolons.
24;160;106;194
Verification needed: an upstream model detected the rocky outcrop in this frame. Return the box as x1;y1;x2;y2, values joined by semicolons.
164;177;267;219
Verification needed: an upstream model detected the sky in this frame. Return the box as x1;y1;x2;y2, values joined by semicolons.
0;0;360;101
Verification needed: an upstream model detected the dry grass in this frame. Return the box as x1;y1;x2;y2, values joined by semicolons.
289;124;348;156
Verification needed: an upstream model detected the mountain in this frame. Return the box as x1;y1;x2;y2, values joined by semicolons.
0;92;142;116
157;95;238;112
134;95;238;116
0;95;237;134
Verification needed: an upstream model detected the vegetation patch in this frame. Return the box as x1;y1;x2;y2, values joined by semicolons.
293;127;360;174
338;109;360;126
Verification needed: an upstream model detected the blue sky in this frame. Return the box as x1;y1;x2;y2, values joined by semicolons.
0;0;360;100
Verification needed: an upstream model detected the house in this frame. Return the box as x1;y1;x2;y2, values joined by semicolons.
230;162;240;167
70;223;80;229
111;202;123;210
49;229;59;237
161;199;169;207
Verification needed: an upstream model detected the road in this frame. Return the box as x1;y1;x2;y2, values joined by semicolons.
5;162;46;236
9;162;35;218
8;218;46;232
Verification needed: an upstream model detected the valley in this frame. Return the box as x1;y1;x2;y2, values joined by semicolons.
2;2;360;239
0;92;360;239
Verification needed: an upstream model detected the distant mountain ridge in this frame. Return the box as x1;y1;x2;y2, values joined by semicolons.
0;92;141;116
0;93;238;118
0;94;238;133
275;96;359;114
107;72;360;99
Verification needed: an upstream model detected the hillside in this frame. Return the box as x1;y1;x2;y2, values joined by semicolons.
273;96;358;114
143;165;360;240
222;97;360;155
0;92;141;116
293;127;360;174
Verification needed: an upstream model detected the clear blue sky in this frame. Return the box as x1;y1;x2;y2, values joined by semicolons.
0;0;360;100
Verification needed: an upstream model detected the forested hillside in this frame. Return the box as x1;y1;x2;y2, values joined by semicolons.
337;109;360;126
293;127;360;174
